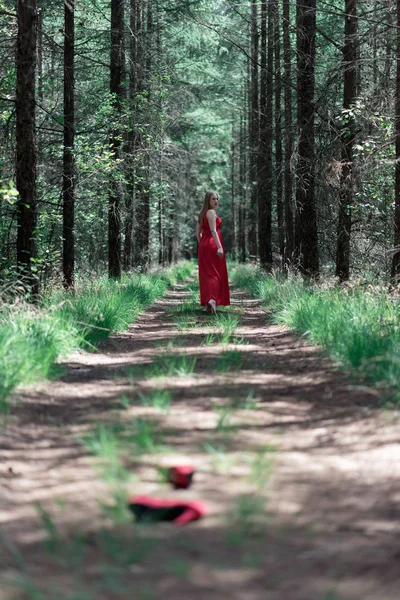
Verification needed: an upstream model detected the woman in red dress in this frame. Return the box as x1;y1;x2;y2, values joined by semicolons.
196;190;230;314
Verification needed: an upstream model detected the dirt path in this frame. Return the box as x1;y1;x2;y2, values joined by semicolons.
1;279;400;600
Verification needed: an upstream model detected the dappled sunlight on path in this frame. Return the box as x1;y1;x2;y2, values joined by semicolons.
1;277;400;600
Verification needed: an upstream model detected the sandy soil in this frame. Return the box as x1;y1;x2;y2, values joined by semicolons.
1;279;400;600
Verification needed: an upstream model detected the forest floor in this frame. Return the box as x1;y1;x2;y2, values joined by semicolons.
1;277;400;600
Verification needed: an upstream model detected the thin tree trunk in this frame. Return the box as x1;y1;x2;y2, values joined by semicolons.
141;1;152;268
258;0;273;270
384;1;393;94
372;2;378;90
296;0;319;276
133;0;146;269
231;122;237;259
123;0;137;271
391;0;400;280
16;0;39;294
109;0;124;279
282;0;294;264
158;194;163;265
156;21;163;266
37;4;43;104
63;0;75;289
249;0;259;258
335;0;357;282
239;113;246;262
274;0;284;265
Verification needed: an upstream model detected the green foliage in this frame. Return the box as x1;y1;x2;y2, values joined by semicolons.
233;264;400;389
215;350;243;373
227;494;267;545
82;417;165;475
214;313;240;343
0;308;79;410
137;388;172;411
0;263;194;409
0;179;18;205
35;503;60;554
50;275;168;348
150;352;197;377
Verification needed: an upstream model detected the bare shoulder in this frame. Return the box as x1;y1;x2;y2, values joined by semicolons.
206;209;216;218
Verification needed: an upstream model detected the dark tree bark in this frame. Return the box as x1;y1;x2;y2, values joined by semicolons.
384;3;393;91
239;113;246;262
16;0;39;294
109;0;124;279
123;0;137;271
336;0;358;282
132;0;148;270
158;193;163;265
37;4;43;103
274;0;284;265
63;0;75;289
372;2;378;90
140;1;152;268
156;21;164;266
282;0;294;265
295;0;319;276
391;0;400;281
231;121;237;259
249;0;259;257
257;0;273;270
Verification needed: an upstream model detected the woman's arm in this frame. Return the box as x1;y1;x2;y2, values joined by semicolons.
206;210;224;257
196;221;202;243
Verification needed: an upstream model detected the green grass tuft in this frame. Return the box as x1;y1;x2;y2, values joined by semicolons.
150;352;197;377
215;351;243;373
0;262;194;409
233;264;400;390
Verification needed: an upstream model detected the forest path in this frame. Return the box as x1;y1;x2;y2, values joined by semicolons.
1;277;400;600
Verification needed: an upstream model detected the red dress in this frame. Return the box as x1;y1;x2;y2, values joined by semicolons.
198;212;230;307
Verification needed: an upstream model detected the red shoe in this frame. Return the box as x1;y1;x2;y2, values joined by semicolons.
167;465;195;489
128;495;206;525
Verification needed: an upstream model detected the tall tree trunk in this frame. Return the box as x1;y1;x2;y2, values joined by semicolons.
391;0;400;281
384;2;393;92
239;113;246;262
372;2;378;90
257;0;273;270
109;0;124;279
37;3;43;104
16;0;39;294
133;0;147;269
274;0;284;265
336;0;358;282
63;0;75;289
158;194;163;265
296;0;319;276
231;122;237;259
141;1;152;268
249;0;259;258
123;0;137;271
156;20;164;266
282;0;294;264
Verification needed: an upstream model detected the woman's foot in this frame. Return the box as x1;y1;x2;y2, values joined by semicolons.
207;299;217;315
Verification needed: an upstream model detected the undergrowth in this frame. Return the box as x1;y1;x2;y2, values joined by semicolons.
0;262;194;410
232;264;400;392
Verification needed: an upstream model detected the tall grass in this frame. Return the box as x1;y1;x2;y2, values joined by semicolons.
233;264;400;389
0;262;194;409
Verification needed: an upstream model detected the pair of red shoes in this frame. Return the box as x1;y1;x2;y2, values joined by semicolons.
128;465;206;525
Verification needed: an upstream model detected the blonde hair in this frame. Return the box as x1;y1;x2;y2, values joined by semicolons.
198;190;218;224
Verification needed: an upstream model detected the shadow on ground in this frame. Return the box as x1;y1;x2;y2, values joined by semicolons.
1;282;399;600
